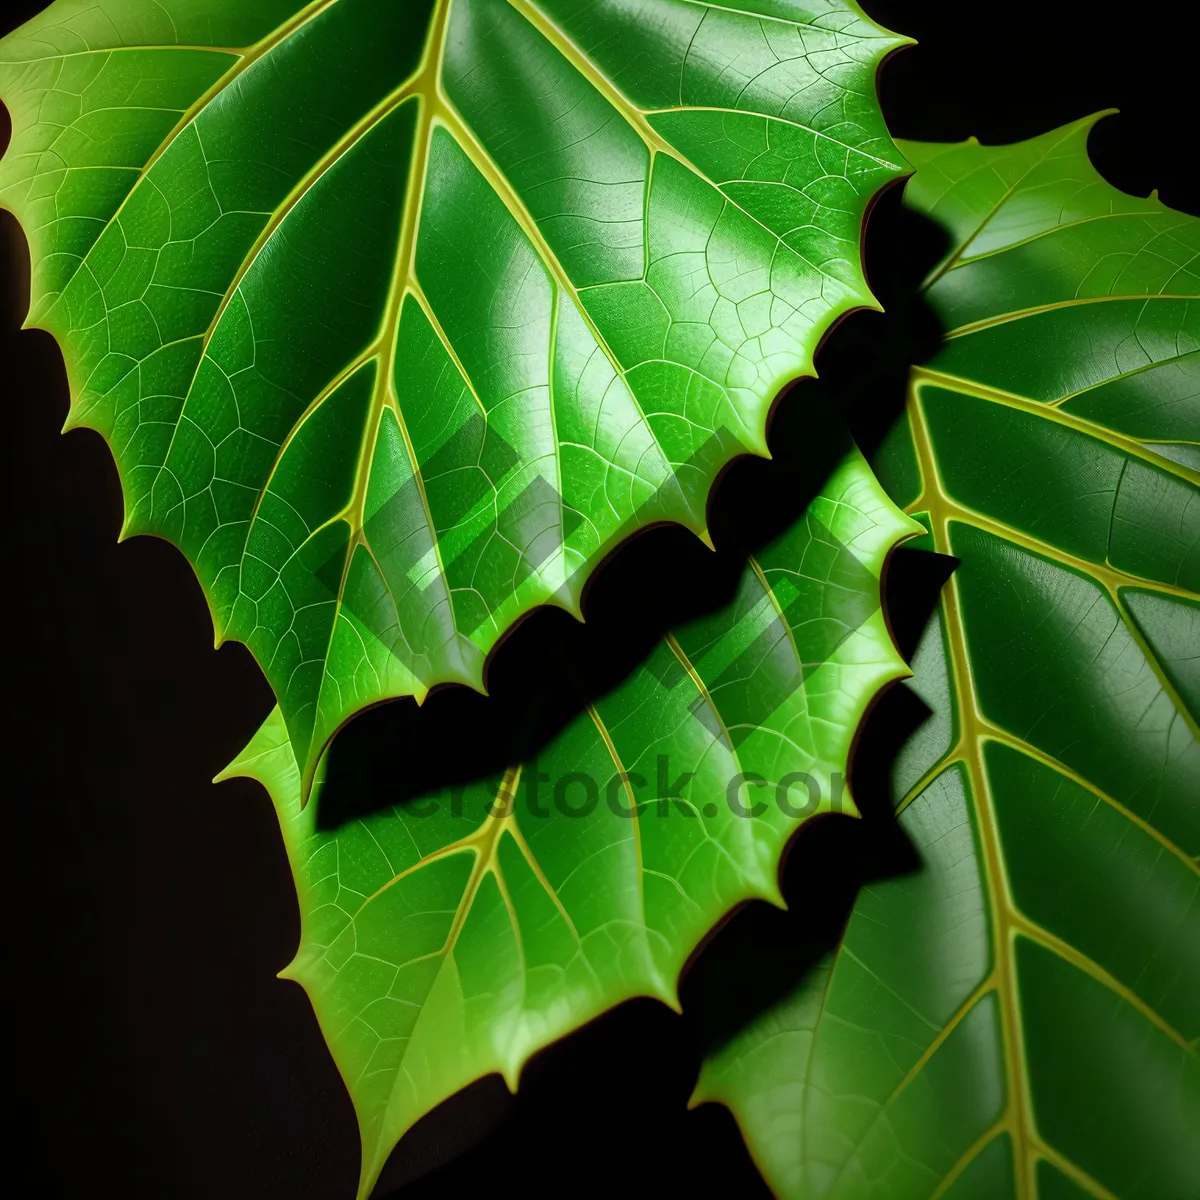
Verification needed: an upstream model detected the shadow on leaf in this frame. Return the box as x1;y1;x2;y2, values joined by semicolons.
316;190;949;831
681;544;958;1059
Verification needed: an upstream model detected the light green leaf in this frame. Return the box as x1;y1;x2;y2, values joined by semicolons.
695;117;1200;1199
0;0;906;792
221;447;916;1198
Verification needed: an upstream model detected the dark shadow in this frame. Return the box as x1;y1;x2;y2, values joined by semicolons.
375;998;771;1200
317;190;950;830
317;396;850;828
861;0;1199;216
680;544;957;1059
884;543;960;664
818;189;949;461
366;543;959;1195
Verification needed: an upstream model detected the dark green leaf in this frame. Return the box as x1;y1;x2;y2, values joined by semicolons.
696;117;1200;1199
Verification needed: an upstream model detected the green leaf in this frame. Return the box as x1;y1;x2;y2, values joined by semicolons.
0;0;906;792
220;446;916;1199
694;117;1200;1198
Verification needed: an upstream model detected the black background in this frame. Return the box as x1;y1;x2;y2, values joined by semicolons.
4;2;1196;1196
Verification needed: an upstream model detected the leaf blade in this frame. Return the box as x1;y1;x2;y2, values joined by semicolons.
696;119;1200;1199
220;446;916;1198
0;0;907;789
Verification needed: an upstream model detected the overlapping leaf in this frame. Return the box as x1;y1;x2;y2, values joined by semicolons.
222;448;916;1198
695;118;1200;1198
0;0;907;790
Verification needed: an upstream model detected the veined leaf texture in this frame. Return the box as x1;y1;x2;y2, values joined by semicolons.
222;448;916;1199
0;0;907;790
696;118;1200;1199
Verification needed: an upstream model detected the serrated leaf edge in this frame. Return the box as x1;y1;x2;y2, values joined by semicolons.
219;454;921;1200
0;0;912;798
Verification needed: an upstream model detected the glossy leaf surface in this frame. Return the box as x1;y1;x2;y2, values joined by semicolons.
0;0;905;790
223;448;915;1198
696;119;1200;1198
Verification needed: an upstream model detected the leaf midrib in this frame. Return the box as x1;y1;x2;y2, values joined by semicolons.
901;363;1199;1198
909;375;1200;747
908;364;1200;743
309;9;454;775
